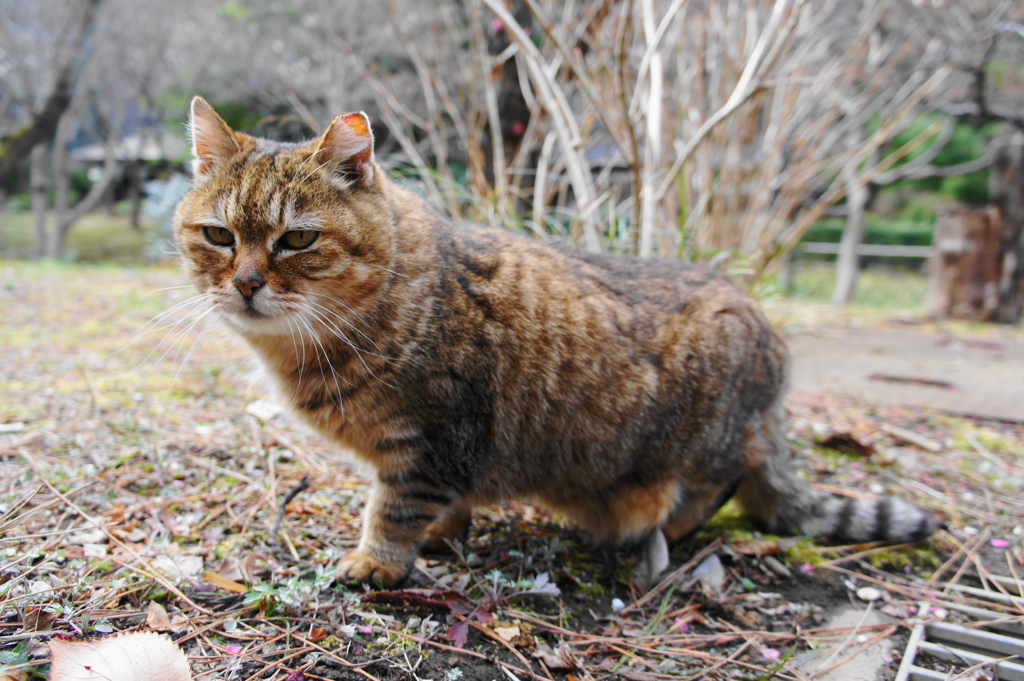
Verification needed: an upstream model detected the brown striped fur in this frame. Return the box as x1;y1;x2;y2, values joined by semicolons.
174;97;939;587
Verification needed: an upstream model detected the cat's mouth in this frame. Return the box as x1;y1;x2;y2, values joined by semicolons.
216;289;299;337
241;298;265;318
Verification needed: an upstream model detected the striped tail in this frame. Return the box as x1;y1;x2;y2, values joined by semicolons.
737;454;940;544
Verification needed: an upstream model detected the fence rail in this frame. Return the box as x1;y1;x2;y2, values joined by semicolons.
799;242;933;258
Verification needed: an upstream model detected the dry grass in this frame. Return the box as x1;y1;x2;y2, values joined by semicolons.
0;261;1021;680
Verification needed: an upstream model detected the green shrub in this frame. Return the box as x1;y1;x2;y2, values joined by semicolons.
802;217;932;247
942;171;990;205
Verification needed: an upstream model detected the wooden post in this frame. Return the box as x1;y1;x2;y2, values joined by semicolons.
990;136;1024;324
926;206;1003;320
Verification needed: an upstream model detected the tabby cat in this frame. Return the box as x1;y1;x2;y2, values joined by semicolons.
174;96;939;588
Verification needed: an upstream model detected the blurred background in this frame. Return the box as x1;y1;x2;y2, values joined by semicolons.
1;0;1023;319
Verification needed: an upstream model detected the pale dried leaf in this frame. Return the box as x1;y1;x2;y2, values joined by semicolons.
533;643;578;670
493;625;520;643
146;601;172;631
0;668;28;681
49;632;192;681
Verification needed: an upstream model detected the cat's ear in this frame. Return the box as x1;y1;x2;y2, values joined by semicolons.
311;112;375;189
188;96;241;177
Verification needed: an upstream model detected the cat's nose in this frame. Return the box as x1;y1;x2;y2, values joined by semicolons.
233;275;264;298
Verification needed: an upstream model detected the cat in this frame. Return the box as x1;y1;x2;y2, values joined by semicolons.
173;96;940;588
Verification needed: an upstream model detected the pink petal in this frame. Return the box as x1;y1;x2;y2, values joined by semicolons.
225;644;242;654
991;539;1010;548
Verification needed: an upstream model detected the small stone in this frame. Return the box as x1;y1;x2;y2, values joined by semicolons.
761;556;792;579
856;586;884;602
611;598;626;611
246;399;281;421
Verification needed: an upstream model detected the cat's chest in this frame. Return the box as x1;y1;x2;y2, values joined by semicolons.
258;353;399;451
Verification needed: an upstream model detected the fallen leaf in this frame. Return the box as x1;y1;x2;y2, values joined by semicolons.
203;571;248;594
150;555;203;581
146;601;172;631
23;607;58;632
493;625;519;643
534;643;579;671
730;537;799;556
820;432;875;458
309;627;328;643
101;504;127;523
362;588;464;609
49;632;192;681
284;501;322;515
692;553;725;595
82;543;107;559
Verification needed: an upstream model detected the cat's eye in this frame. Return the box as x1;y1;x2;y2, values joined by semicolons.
202;225;235;247
278;230;319;250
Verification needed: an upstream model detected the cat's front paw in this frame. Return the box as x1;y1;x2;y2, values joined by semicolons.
336;550;408;588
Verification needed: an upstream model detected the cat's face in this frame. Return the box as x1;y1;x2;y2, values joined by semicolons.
173;97;395;338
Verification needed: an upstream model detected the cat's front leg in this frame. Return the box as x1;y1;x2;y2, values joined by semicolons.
337;476;450;587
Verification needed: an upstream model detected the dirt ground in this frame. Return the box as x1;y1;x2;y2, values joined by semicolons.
784;320;1024;422
1;263;1022;681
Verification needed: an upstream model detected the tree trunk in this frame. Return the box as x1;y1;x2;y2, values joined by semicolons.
51;159;121;260
926;206;1003;320
48;118;74;259
990;134;1024;324
127;160;144;229
832;172;868;304
30;142;49;260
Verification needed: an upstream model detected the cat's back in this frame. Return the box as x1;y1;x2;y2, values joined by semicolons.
429;219;771;339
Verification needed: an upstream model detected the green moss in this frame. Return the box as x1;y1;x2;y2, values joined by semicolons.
951;424;1022;456
214;534;248;560
578;580;606;599
690;500;761;545
862;540;945;574
781;539;830;568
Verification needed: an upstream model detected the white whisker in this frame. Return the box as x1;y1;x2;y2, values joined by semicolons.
303;306;383;383
303;299;392;360
297;314;347;416
161;310;222;403
303;292;391;357
107;294;213;361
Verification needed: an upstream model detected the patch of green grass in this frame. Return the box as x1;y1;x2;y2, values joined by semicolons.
0;209;166;264
779;261;928;311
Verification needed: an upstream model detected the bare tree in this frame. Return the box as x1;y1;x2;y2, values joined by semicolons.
830;0;1024;305
0;0;103;183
